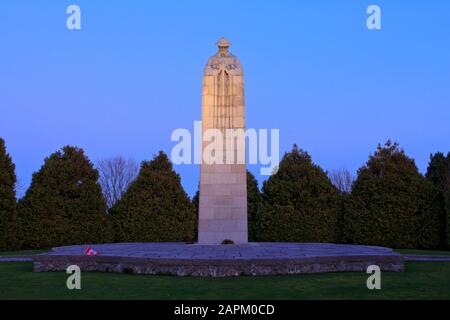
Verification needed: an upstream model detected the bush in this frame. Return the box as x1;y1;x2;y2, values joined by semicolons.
191;189;199;241
426;152;450;248
247;170;261;241
111;151;196;242
0;138;20;250
18;146;113;248
255;145;341;242
345;141;445;249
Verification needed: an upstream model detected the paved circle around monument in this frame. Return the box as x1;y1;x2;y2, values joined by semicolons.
33;242;404;277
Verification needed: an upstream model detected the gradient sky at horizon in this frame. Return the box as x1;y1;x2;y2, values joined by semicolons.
1;0;450;197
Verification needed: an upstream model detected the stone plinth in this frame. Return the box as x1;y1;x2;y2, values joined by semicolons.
32;243;405;277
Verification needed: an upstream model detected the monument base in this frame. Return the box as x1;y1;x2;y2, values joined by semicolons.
33;243;404;277
197;232;248;245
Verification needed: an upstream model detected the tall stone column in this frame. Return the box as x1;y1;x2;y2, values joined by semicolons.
198;38;248;245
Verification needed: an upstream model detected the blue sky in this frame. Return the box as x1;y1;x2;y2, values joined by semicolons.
1;0;449;197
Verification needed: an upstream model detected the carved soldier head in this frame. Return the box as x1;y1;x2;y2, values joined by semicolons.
216;37;230;56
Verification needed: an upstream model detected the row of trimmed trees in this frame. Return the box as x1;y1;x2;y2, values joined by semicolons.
249;142;449;249
0;139;196;250
0;137;449;250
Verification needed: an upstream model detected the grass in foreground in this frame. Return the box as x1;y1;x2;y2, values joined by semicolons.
0;249;49;257
395;249;450;256
0;262;449;300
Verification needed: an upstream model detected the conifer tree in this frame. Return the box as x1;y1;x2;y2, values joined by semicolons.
0;138;19;250
111;151;196;242
247;170;261;241
256;145;341;242
346;141;445;248
426;152;450;248
18;146;113;248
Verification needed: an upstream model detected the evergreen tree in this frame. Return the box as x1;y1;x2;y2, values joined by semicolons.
346;141;445;249
426;152;450;248
255;145;341;242
0;138;19;250
191;188;199;242
111;151;196;242
247;170;261;241
192;189;199;213
18;146;113;248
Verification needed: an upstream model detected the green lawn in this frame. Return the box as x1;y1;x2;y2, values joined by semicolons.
0;249;49;257
0;262;449;300
395;249;450;256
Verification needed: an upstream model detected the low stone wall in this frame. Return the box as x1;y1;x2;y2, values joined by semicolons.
33;254;404;277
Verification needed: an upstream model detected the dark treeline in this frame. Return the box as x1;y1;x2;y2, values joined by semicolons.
0;137;449;250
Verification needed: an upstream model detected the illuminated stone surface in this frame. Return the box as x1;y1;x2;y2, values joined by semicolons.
198;38;247;244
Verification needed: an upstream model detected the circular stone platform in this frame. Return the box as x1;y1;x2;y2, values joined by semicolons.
32;242;404;277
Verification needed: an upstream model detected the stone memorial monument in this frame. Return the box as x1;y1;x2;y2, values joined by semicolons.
198;38;248;244
32;40;405;278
